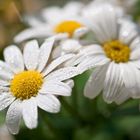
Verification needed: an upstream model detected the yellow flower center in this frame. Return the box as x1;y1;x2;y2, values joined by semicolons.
10;70;43;100
103;40;130;63
54;20;83;37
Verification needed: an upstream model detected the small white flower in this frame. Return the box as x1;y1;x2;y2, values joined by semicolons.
14;1;88;43
77;4;140;104
0;37;79;134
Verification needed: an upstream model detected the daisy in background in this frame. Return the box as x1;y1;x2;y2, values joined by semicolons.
14;1;88;43
0;37;79;134
77;4;140;104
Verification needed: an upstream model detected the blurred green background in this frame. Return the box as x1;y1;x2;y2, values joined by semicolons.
1;0;140;140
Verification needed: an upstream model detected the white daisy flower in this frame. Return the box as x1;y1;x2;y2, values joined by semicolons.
14;1;88;43
0;37;79;134
77;4;140;104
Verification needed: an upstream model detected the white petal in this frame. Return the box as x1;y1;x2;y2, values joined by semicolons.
85;4;117;43
78;55;110;74
37;37;55;72
103;62;123;103
4;45;24;73
64;54;86;66
130;37;140;50
0;92;15;111
132;60;140;69
0;60;14;74
0;80;10;86
84;64;108;99
0;61;16;83
61;39;82;53
14;26;52;43
0;71;13;81
25;16;44;27
22;98;38;129
54;33;69;40
100;5;117;42
64;1;83;14
45;67;79;81
0;86;9;93
130;47;140;60
65;45;104;67
120;63;140;97
43;54;75;76
80;44;104;55
87;2;124;18
73;27;88;38
41;7;62;23
40;81;71;96
115;86;130;105
37;94;60;113
52;46;62;59
131;67;140;98
6;100;22;135
119;20;138;45
65;79;74;88
24;40;39;70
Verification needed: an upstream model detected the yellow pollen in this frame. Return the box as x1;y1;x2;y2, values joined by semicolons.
54;20;83;37
103;40;130;63
10;70;43;100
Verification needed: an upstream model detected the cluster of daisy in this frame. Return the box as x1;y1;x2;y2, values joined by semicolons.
0;0;139;135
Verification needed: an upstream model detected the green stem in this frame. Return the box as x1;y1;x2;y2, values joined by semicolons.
40;111;61;138
111;105;140;117
72;83;78;109
60;97;85;122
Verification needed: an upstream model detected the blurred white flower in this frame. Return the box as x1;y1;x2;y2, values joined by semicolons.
77;4;140;104
0;37;79;134
14;1;88;43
